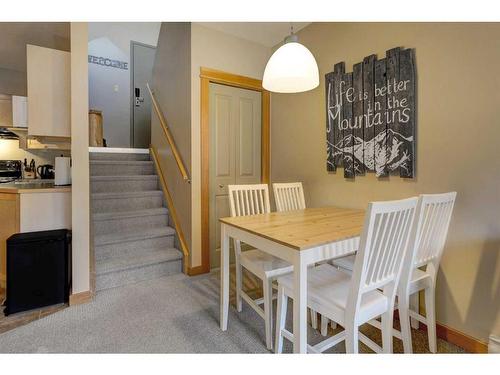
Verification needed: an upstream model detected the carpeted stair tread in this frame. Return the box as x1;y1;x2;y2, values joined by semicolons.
91;175;158;181
95;226;176;246
90;160;153;166
91;174;160;194
89;151;150;161
95;248;182;275
93;207;168;221
92;190;163;200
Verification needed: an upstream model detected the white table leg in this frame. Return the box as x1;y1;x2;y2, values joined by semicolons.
293;254;308;353
220;223;230;331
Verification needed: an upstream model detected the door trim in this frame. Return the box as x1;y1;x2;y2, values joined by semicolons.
200;67;270;273
129;40;156;148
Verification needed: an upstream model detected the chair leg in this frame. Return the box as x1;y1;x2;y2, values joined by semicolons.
321;315;329;336
398;294;413;354
234;248;242;313
345;324;359;353
424;287;437;353
331;320;338;330
310;309;318;329
381;310;394;353
263;279;274;350
410;292;419;329
275;285;288;354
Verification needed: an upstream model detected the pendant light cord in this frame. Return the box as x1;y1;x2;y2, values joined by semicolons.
285;23;298;44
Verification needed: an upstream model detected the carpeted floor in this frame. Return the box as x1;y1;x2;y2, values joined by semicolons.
0;272;464;353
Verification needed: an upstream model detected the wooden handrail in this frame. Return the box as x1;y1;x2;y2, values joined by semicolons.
150;146;190;273
147;83;191;184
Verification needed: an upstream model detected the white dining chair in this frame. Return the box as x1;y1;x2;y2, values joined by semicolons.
228;184;293;350
272;181;330;334
273;182;306;212
330;192;457;353
395;192;457;353
275;197;418;353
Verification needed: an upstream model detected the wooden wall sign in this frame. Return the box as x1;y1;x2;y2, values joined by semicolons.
326;47;416;178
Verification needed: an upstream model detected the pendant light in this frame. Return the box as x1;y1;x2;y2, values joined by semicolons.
263;25;319;93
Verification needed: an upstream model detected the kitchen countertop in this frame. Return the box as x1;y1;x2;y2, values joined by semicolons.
0;180;71;194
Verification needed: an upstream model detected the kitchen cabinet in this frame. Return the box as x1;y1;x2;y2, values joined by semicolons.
0;193;20;289
27;45;71;138
0;187;71;289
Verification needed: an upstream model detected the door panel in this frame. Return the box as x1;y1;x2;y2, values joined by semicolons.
132;42;156;148
209;83;262;268
213;94;234;196
237;95;261;183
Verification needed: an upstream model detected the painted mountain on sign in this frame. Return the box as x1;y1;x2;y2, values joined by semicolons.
331;129;413;176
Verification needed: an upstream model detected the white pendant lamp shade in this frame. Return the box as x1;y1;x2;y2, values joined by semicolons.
263;36;319;93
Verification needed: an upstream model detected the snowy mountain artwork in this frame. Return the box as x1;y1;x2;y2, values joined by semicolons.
326;47;416;178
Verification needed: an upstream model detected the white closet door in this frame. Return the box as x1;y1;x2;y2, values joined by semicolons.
209;83;262;268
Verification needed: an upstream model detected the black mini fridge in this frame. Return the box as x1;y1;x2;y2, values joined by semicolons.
3;229;71;316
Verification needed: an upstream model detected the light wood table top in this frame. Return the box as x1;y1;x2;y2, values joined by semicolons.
219;206;365;251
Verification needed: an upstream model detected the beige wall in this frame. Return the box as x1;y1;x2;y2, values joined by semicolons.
0;22;70;96
190;23;271;266
270;22;500;343
151;23;193;254
70;22;90;294
0;68;27;96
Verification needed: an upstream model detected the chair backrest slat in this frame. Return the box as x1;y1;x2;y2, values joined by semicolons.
258;189;264;212
228;184;271;217
273;182;306;212
388;208;414;276
365;212;384;285
379;211;400;282
248;190;255;214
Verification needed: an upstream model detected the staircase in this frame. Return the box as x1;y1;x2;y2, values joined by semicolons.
90;150;183;291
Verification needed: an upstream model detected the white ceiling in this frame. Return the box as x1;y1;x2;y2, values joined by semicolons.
196;22;311;47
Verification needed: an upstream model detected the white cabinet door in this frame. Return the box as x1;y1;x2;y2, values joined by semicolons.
27;45;71;137
12;96;28;128
19;192;72;232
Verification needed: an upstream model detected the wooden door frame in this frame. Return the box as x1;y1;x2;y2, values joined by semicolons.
199;67;270;274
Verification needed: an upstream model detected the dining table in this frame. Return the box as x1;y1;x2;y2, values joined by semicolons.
219;206;366;353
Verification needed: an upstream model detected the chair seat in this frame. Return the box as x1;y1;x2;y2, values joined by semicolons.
277;264;388;325
332;255;432;295
240;249;293;279
331;255;355;271
407;268;432;294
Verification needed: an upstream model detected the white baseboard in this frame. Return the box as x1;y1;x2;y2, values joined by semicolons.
489;335;500;353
